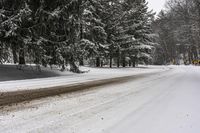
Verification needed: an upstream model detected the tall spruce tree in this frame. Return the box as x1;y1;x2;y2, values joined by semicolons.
118;0;155;67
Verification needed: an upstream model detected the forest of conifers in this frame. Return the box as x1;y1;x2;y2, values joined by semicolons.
154;0;200;65
0;0;200;72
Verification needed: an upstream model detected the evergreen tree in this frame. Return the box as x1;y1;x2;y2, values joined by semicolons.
0;0;32;64
118;0;155;67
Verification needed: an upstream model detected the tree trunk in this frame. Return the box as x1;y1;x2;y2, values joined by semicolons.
188;48;192;64
70;62;80;73
117;48;120;68
96;57;100;67
69;58;80;73
132;56;136;67
109;55;112;68
122;57;126;67
132;60;136;67
117;57;120;68
19;47;25;65
129;60;131;67
12;45;18;64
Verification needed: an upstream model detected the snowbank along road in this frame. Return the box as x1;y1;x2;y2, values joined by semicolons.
0;66;200;133
0;66;167;106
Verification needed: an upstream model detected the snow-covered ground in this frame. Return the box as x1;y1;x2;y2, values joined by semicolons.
0;64;168;92
0;65;200;133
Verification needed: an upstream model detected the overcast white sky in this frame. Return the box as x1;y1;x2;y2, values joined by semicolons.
147;0;167;15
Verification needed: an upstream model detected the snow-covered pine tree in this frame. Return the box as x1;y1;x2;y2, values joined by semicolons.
0;0;32;65
133;0;156;65
61;0;107;70
98;0;123;68
79;0;107;67
118;0;155;67
27;0;68;69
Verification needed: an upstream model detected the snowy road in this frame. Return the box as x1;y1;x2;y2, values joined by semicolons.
0;66;200;133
